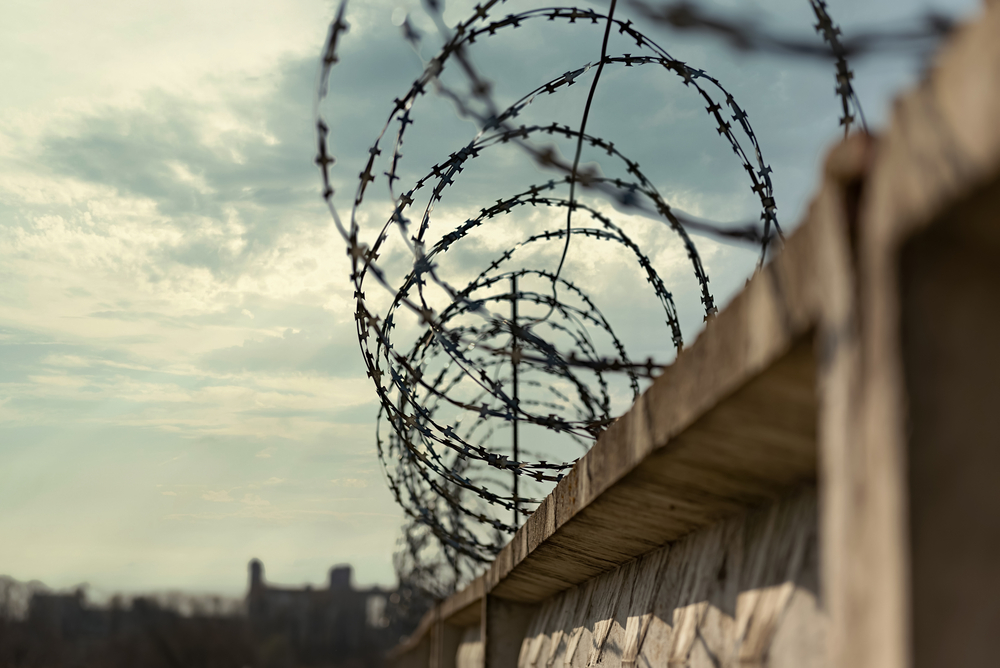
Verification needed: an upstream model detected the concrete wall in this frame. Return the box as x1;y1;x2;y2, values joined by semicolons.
417;489;823;668
387;3;1000;667
513;489;822;668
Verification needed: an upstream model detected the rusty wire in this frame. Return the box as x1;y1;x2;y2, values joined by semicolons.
314;0;951;595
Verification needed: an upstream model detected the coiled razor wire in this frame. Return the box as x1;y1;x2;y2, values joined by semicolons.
314;0;953;596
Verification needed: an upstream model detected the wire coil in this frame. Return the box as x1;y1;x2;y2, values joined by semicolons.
314;0;946;595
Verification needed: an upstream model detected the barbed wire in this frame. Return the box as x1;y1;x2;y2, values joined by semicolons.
314;0;952;596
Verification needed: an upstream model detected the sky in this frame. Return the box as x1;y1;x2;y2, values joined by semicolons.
0;0;982;600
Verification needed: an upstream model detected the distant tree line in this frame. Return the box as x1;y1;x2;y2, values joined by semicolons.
0;574;429;668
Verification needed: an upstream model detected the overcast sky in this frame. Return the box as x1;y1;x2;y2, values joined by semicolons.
0;0;981;599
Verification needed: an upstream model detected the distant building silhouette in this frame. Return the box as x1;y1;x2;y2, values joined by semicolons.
27;588;109;639
0;566;420;668
246;559;395;667
6;586;254;667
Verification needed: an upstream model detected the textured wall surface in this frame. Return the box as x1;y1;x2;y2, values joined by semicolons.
506;489;823;668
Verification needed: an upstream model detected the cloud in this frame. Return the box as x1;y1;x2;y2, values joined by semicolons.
0;0;980;597
165;508;398;523
262;477;285;486
200;328;364;378
331;478;368;489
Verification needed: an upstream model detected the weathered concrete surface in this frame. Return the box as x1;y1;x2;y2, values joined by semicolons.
822;4;1000;668
407;488;822;668
902;176;1000;668
514;489;822;668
